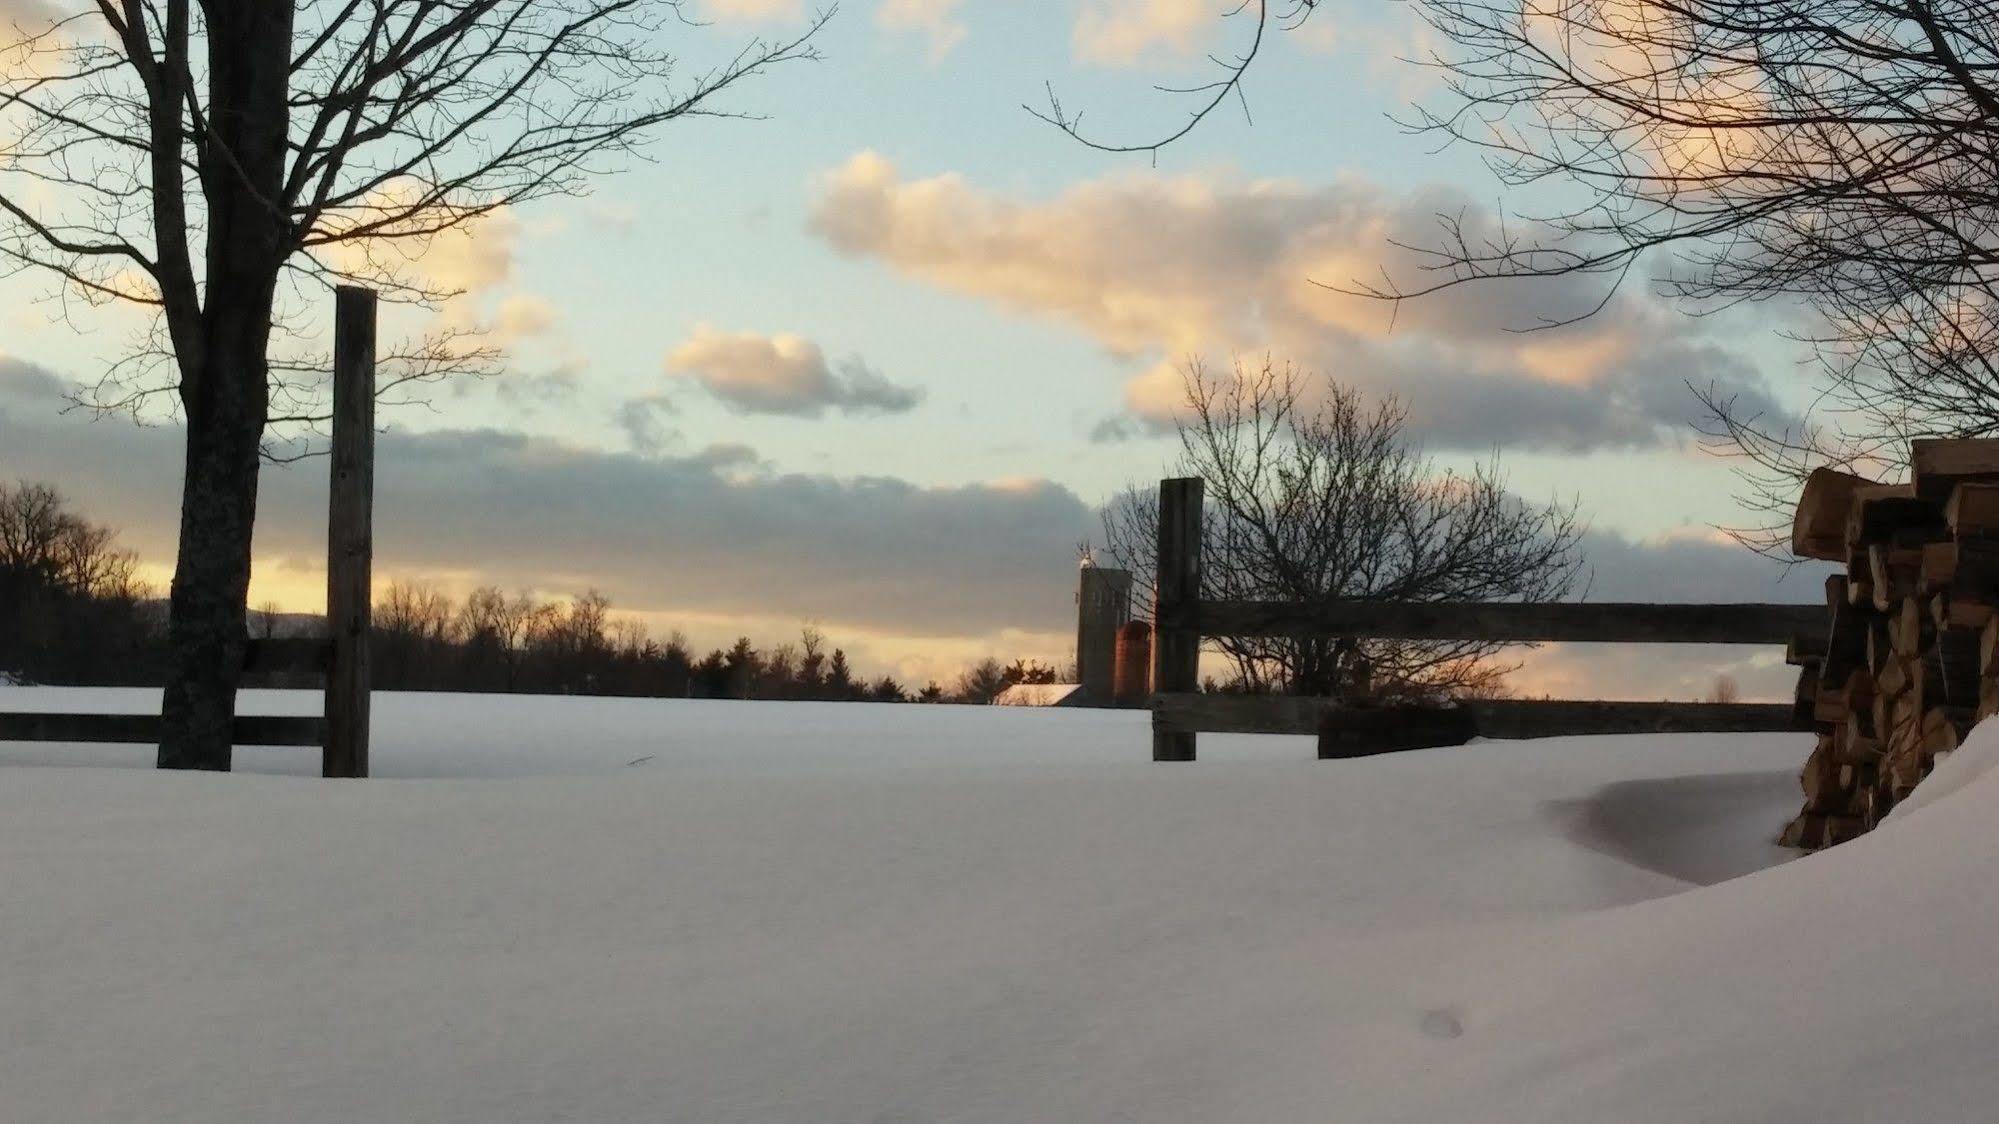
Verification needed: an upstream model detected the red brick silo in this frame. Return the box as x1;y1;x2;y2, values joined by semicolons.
1113;620;1153;708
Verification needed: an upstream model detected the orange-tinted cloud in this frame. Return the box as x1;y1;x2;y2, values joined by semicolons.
810;151;1791;452
877;0;965;61
667;324;923;417
1074;0;1218;65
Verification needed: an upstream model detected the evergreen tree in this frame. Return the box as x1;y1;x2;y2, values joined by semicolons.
828;649;856;700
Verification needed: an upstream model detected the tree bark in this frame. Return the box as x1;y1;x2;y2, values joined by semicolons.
156;1;294;771
157;363;265;771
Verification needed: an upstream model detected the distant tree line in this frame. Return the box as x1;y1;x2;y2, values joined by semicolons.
354;582;1072;704
0;482;161;685
366;582;917;701
0;481;1066;704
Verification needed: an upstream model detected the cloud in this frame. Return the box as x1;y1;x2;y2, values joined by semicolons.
493;293;556;342
700;0;803;21
1088;414;1148;444
0;367;1087;642
1574;525;1831;603
1;1;66;81
1509;642;1795;702
614;394;678;455
1505;524;1831;702
809;151;1790;453
0;0;56;33
317;182;522;299
487;360;583;411
0;353;66;401
1074;0;1218;65
667;324;923;417
877;0;966;61
2;359;1821;691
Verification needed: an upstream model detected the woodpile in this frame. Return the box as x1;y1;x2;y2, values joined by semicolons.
1782;439;1999;849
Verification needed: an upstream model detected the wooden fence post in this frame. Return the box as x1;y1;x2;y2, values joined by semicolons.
324;286;376;778
1153;477;1203;761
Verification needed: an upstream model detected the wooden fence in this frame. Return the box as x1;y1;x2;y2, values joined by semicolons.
1148;477;1824;761
0;286;378;778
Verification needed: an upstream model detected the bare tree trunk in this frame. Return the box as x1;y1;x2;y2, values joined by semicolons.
158;360;264;770
157;1;292;772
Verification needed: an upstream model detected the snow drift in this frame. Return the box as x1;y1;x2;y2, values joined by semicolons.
1;687;1993;1122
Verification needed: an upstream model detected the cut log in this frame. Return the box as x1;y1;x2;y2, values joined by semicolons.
1836;728;1882;765
1892;596;1928;655
1778;814;1818;849
1786;632;1829;666
1793;468;1872;559
1866;619;1893;676
1892;693;1924;750
1888;755;1923;800
1872;691;1895;741
1947;482;1999;537
1845;666;1875;705
1949;539;1999;606
1794;666;1820;726
1919;641;1949;701
1948;599;1995;630
1921;542;1959;591
1844;705;1875;745
1822;599;1870;686
1937;628;1984;705
1923;707;1972;753
1932;592;1994;632
1844;483;1939;546
1879;653;1911;698
1869;543;1922;600
1800;746;1842;809
1913;438;1999;499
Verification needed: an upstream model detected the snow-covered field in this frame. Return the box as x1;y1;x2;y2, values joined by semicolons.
2;686;1995;1122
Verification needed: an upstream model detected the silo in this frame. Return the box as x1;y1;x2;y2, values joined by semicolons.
1076;565;1133;704
1113;620;1152;707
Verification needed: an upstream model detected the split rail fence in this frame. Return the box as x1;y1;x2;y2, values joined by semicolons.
1148;477;1825;761
0;286;378;778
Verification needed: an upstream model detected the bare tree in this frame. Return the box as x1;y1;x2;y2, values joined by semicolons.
797;624;826;698
0;2;826;768
953;656;1010;705
376;579;458;687
0;480;143;601
252;600;280;641
1032;1;1318;160
1045;0;1999;555
459;585;539;689
1099;358;1583;698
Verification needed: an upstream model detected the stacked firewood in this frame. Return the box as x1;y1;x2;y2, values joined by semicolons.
1781;440;1999;849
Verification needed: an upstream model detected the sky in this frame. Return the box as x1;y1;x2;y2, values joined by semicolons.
0;0;1835;694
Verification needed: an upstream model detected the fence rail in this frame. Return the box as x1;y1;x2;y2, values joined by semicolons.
1146;476;1822;761
243;637;334;675
0;713;327;747
0;288;377;776
1171;600;1822;644
1153;693;1798;738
